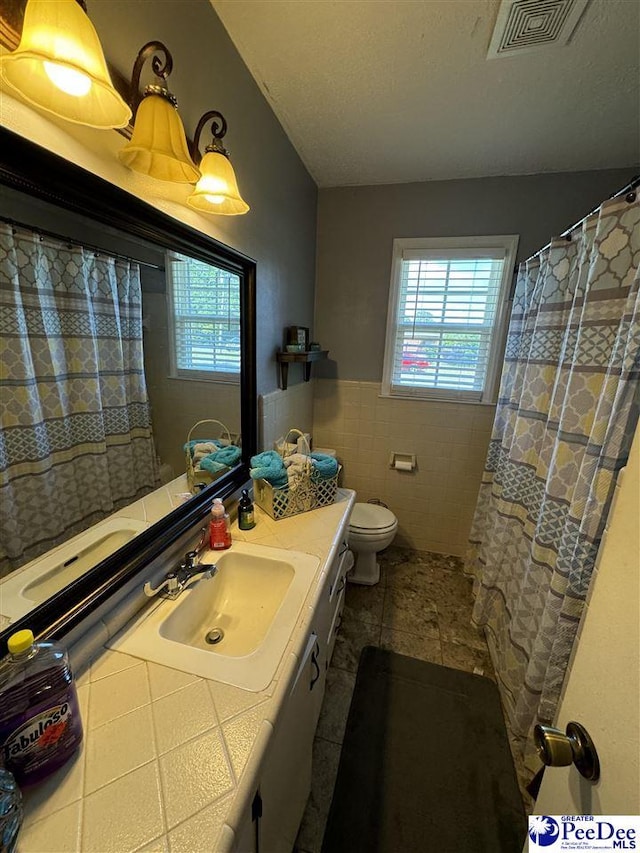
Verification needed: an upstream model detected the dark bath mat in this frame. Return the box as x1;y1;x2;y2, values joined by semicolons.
321;647;527;853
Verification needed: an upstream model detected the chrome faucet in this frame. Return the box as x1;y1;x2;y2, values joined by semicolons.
144;547;217;600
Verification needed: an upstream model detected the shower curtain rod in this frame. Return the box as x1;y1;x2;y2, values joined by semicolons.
520;173;640;268
0;215;165;271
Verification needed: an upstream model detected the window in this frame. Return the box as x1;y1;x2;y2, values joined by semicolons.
167;251;241;382
382;235;518;403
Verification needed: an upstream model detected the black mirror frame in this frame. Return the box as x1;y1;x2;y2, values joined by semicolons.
0;127;257;653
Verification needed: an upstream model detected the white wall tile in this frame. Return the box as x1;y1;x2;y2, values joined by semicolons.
314;378;492;554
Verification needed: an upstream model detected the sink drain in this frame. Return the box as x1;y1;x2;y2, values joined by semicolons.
205;627;224;645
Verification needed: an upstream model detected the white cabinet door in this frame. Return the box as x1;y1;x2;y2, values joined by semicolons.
259;631;323;853
232;792;259;853
314;540;349;676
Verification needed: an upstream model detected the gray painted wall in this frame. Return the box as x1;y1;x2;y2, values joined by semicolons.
315;169;636;381
3;0;317;397
88;0;318;396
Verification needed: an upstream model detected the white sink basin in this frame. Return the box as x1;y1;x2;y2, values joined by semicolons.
109;542;320;691
0;516;150;622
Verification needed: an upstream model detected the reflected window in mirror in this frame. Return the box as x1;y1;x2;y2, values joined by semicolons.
0;128;257;647
167;252;241;383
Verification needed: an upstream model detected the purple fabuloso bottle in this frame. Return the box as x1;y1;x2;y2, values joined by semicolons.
0;630;83;786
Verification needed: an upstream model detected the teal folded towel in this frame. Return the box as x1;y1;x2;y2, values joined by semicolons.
199;445;241;473
311;452;338;479
250;450;288;487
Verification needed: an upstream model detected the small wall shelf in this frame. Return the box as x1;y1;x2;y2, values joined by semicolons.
276;350;329;390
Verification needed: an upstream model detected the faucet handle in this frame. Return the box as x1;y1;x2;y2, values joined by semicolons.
183;550;198;570
144;572;180;598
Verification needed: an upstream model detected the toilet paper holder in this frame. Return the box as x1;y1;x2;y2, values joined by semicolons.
389;452;416;472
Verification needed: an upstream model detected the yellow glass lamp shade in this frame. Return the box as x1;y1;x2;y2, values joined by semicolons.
118;93;200;184
187;150;249;215
0;0;131;128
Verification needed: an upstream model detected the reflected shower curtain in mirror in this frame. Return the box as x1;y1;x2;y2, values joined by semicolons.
0;223;159;576
466;192;640;769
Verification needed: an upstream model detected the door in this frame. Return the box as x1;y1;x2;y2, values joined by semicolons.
532;427;640;818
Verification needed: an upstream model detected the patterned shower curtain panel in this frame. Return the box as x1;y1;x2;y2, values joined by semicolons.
0;223;160;576
467;193;640;762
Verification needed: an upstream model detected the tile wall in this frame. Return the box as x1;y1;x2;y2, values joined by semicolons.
312;379;495;556
259;381;315;453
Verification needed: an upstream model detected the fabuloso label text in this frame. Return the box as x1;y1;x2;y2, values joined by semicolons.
3;704;70;760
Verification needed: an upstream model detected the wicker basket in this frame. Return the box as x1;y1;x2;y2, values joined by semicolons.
185;419;234;492
254;429;340;520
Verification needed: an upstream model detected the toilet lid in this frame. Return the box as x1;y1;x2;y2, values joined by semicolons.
350;502;396;531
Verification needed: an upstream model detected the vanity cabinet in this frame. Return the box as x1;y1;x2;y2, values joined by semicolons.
235;539;351;853
314;538;350;676
258;630;323;852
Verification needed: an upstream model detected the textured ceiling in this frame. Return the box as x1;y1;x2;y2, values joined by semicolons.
211;0;639;188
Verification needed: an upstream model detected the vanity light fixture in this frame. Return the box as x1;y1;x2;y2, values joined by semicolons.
118;41;200;184
0;0;131;128
187;111;250;215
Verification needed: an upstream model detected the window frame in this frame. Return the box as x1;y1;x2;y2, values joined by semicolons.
166;250;242;385
381;235;519;404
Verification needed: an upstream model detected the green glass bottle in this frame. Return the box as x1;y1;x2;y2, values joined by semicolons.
238;489;256;530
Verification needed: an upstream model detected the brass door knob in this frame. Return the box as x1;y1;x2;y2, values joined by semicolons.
534;721;600;782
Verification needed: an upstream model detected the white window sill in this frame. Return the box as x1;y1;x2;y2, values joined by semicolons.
378;391;496;406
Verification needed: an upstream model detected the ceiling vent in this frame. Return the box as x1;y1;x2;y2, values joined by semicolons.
488;0;590;58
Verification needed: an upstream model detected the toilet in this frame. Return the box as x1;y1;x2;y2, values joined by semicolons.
348;502;398;585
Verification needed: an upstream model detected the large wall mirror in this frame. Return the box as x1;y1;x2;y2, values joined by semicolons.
0;127;257;649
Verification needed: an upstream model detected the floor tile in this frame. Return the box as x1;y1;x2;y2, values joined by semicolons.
381;585;439;638
441;639;494;675
379;628;443;665
331;616;380;673
438;602;487;650
296;737;342;853
316;667;356;744
342;581;384;625
300;545;522;846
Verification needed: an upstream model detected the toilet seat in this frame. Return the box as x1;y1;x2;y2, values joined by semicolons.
347;503;398;586
349;503;396;533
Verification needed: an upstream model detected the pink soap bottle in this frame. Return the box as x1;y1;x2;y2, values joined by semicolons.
209;498;232;550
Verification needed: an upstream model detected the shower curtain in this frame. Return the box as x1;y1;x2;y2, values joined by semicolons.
467;191;640;763
0;223;159;576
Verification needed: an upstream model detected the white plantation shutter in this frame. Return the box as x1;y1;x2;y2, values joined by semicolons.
383;237;518;402
167;252;241;381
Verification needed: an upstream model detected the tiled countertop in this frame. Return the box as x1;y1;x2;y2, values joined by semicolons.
17;489;355;853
